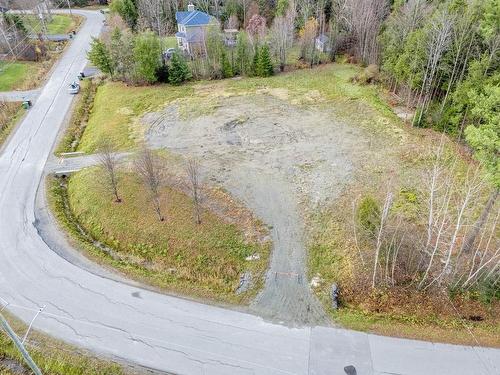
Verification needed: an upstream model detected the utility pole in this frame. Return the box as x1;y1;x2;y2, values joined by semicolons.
0;312;43;375
67;0;73;16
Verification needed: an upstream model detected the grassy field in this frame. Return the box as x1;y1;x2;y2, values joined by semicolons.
48;166;270;304
76;64;393;153
162;36;178;49
23;14;81;35
77;84;194;153
0;62;39;91
0;313;127;375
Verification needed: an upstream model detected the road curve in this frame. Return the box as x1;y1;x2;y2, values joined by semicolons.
0;9;499;375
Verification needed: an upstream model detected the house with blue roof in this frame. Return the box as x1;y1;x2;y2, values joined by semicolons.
175;3;218;54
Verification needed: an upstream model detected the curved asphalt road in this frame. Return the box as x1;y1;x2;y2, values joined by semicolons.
0;9;499;375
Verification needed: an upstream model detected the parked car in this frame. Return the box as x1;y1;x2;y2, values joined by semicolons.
163;48;176;60
68;81;80;94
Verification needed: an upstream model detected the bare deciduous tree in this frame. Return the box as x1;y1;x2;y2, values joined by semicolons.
336;0;390;64
186;158;203;224
97;141;122;203
372;190;392;288
135;147;165;221
270;3;296;71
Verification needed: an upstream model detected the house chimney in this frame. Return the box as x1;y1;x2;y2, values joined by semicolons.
187;3;195;12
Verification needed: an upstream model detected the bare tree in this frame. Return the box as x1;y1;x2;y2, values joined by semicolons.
138;0;168;36
135;147;165;221
372;190;393;288
186;158;203;224
97;141;122;203
336;0;390;64
413;8;453;126
270;3;296;72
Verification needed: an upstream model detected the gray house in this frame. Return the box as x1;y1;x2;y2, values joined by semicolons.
175;4;217;54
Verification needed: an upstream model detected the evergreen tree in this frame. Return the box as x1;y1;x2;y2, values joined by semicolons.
168;51;192;85
88;37;114;77
251;46;260;76
235;31;251;76
133;31;161;84
110;0;138;29
109;28;135;82
256;44;273;77
221;50;234;78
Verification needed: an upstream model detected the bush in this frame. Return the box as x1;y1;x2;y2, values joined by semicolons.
256;44;274;77
357;195;380;235
352;64;379;84
168;52;191;85
133;31;161;84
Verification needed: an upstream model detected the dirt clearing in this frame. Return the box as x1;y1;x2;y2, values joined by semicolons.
143;93;396;325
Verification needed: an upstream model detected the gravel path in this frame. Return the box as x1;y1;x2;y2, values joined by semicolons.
144;94;369;325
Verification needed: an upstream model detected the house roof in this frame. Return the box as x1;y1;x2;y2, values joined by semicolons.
175;10;212;26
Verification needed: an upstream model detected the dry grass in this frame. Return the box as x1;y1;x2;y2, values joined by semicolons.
0;103;24;147
307;133;500;346
48;162;271;304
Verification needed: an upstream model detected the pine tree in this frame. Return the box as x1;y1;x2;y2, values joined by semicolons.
257;45;273;77
235;31;251;75
221;50;234;78
168;51;192;85
88;37;114;77
251;46;260;76
134;31;161;84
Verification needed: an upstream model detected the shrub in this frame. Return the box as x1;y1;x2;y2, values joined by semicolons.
256;44;274;77
133;31;161;84
357;195;380;235
168;51;192;85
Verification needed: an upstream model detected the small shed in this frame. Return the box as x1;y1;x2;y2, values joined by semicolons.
315;34;331;53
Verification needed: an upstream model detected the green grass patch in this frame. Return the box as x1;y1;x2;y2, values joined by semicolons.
76;83;194;153
48;169;270;304
23;14;81;35
0;61;39;91
55;78;100;155
0;313;126;375
162;36;178;49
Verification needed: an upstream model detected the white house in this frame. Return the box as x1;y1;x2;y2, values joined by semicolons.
175;4;218;54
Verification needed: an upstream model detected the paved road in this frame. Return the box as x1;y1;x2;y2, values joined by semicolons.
0;9;499;375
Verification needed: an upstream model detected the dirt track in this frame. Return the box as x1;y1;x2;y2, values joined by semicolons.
144;94;371;325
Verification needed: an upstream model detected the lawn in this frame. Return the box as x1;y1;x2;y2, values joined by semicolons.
23;14;81;35
76;83;194;153
0;61;39;91
49;167;270;304
162;36;178;49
